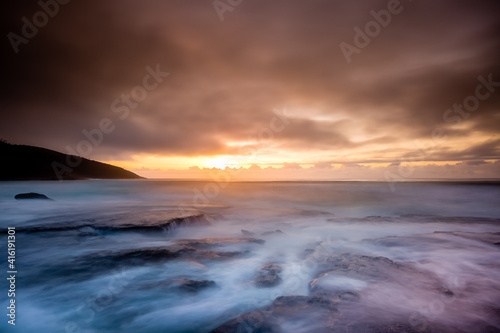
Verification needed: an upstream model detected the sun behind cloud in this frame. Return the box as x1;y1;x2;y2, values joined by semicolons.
203;156;231;169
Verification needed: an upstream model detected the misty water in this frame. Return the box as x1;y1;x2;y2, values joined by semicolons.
1;180;500;332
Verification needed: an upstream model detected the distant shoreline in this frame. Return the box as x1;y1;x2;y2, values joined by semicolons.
0;141;144;181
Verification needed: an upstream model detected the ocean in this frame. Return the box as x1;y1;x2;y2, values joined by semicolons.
1;180;500;332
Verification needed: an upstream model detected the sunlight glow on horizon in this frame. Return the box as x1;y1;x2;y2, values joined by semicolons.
103;157;500;174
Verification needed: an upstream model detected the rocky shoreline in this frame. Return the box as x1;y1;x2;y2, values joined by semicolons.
5;202;500;332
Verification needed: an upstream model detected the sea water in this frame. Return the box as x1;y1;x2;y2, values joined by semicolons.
0;180;499;332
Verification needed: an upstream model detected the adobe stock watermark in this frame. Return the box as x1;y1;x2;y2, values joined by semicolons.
213;0;243;22
176;107;290;217
340;0;412;64
7;0;71;54
385;73;500;191
51;64;169;180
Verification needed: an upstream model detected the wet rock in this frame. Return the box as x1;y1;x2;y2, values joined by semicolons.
190;249;250;261
241;229;256;236
70;246;198;275
174;278;216;293
255;264;282;287
261;230;284;236
160;214;211;232
437;286;454;297
445;231;500;246
33;245;249;285
303;248;315;256
273;296;339;330
309;272;363;301
314;253;403;280
296;209;333;217
347;322;424;333
142;278;216;293
309;271;366;299
299;241;323;259
77;226;100;237
14;192;52;200
211;295;339;333
337;291;360;301
176;237;265;247
0;213;209;235
97;245;248;266
271;295;337;312
211;310;278;333
29;246;194;284
307;251;451;315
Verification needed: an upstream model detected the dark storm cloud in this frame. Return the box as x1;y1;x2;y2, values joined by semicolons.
0;0;499;164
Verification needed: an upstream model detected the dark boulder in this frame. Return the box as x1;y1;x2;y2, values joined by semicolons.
14;192;52;200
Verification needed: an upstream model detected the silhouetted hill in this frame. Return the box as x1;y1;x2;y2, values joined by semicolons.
0;141;144;180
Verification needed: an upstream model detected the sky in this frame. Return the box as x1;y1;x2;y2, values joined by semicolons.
1;0;500;180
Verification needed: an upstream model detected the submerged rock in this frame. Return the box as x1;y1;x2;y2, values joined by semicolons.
211;295;339;333
175;278;216;293
0;213;209;235
241;229;256;236
261;230;284;236
255;264;282;287
313;252;404;280
211;310;279;333
309;272;363;300
337;291;360;301
212;292;447;333
32;245;249;285
141;278;216;294
14;192;52;200
308;252;447;297
437;286;455;297
439;231;500;246
97;245;249;268
176;237;265;247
